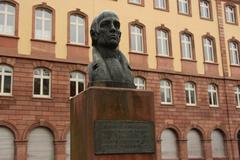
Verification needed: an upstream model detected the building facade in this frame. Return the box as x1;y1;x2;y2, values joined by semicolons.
0;0;240;159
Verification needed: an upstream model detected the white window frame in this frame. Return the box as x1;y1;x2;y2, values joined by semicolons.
185;82;196;106
0;65;13;96
235;86;240;108
33;68;51;98
204;38;215;63
134;77;145;90
155;0;167;10
70;14;85;45
178;0;189;14
181;33;193;59
157;30;169;56
70;72;85;97
35;8;52;41
225;5;236;24
208;84;218;107
160;80;172;104
130;25;144;53
0;2;15;36
200;0;210;19
129;0;142;5
229;41;240;65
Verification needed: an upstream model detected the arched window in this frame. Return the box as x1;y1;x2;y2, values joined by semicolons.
187;129;203;158
208;84;218;107
229;41;240;65
33;68;51;98
161;129;179;159
27;127;54;160
181;32;194;60
235;85;240;108
130;25;143;53
0;65;13;95
199;0;211;19
211;129;226;158
160;80;172;104
156;29;170;56
134;77;145;90
203;37;215;63
0;127;14;159
70;71;85;97
34;7;52;40
0;1;16;35
185;82;196;106
225;5;237;24
66;131;70;160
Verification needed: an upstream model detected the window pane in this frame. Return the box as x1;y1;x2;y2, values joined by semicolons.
43;69;50;76
70;81;76;97
34;78;41;95
0;76;2;92
78;82;84;93
7;5;15;13
35;9;42;17
190;90;195;104
70;24;76;43
43;79;49;95
0;4;4;11
3;75;11;93
186;90;189;103
131;34;136;51
78;25;84;44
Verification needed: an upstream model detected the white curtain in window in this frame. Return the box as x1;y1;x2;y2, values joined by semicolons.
187;129;203;158
0;127;14;160
211;130;225;158
66;131;70;160
161;129;178;159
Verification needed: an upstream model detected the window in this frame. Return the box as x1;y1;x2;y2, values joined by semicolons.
235;86;240;108
129;0;142;5
181;33;193;59
208;84;218;107
200;0;211;19
155;0;167;10
203;37;215;62
160;80;172;104
33;68;51;97
187;129;203;158
35;8;52;40
134;77;145;90
185;82;196;105
178;0;190;15
0;2;15;35
229;41;239;65
238;131;240;157
161;129;179;159
225;5;236;24
66;131;70;160
156;29;169;56
27;127;54;160
211;130;226;158
70;14;85;45
0;127;14;160
130;25;144;53
0;65;12;95
70;72;85;97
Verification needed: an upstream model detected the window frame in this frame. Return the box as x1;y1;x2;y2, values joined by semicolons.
154;0;169;12
208;84;219;107
0;0;19;37
70;71;85;97
224;3;238;25
185;82;197;106
0;65;13;96
33;68;51;98
180;30;195;60
32;3;55;42
160;79;173;105
202;35;217;63
199;0;213;21
134;76;145;90
156;26;172;57
228;39;240;66
235;85;240;108
128;0;144;7
68;9;88;46
129;20;147;54
177;0;191;16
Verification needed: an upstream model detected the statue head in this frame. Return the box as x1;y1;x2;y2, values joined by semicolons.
90;11;121;49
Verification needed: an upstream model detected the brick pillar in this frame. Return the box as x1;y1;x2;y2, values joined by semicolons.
179;139;187;160
225;139;235;160
203;139;212;160
15;140;27;160
54;140;66;160
230;139;239;160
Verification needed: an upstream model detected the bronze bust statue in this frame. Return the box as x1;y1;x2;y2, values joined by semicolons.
88;11;135;88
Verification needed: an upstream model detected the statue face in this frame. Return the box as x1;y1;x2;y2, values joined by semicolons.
96;15;121;49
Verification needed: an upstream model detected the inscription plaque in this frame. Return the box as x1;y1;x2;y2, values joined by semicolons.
94;120;155;154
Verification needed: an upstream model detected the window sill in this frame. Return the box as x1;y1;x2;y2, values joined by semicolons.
181;58;197;62
204;61;218;65
0;34;19;39
186;104;197;107
200;16;213;21
161;103;174;106
156;55;174;59
66;43;90;48
128;2;144;7
154;7;169;12
0;95;14;100
32;96;52;100
178;12;192;17
225;21;238;26
129;51;148;56
31;38;56;44
209;105;219;108
230;64;240;67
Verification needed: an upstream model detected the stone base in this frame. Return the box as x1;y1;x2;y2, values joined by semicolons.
70;87;156;160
